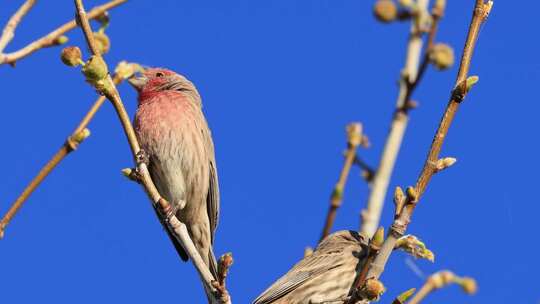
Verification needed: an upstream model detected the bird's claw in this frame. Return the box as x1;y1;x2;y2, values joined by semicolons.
136;149;150;166
211;280;230;303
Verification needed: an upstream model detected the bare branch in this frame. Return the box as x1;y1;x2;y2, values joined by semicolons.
355;2;493;299
353;155;374;184
320;122;368;242
360;0;434;238
0;63;140;238
407;270;477;304
0;0;37;53
71;1;231;302
0;0;127;65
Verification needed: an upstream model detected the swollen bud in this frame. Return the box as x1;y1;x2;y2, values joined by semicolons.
363;278;386;301
346;122;363;147
459;277;478;294
429;43;455;70
121;168;133;178
72;128;91;143
466;76;479;91
373;0;398;23
406;186;419;203
93;32;111;54
372;226;385;247
395;288;416;304
394;186;405;205
435;157;457;172
82;55;108;81
53;35;69;46
115;61;144;80
95;11;110;26
394;186;406;217
60;46;82;67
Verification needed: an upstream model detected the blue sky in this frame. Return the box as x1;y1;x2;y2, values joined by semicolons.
0;1;536;303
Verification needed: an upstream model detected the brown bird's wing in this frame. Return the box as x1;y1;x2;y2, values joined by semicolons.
207;160;220;244
206;160;220;278
203;120;220;278
252;252;345;304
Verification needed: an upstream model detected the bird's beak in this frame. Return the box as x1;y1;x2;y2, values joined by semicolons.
128;75;148;92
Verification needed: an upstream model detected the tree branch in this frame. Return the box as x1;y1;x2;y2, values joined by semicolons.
71;1;231;302
0;0;127;66
0;0;37;54
407;270;477;304
360;0;433;238
0;63;140;238
357;1;493;298
320;122;368;242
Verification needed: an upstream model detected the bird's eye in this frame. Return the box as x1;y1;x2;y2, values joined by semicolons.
156;72;164;77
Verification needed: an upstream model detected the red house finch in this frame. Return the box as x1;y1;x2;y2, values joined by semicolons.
129;68;219;293
253;230;368;304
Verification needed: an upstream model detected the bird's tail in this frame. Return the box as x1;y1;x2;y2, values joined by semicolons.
203;246;219;303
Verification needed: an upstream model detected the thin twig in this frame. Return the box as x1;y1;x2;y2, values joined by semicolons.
357;1;493;299
407;270;477;304
0;0;127;65
360;0;433;238
0;0;37;53
353;155;375;183
72;1;230;302
0;62;139;238
320;123;366;242
408;0;446;98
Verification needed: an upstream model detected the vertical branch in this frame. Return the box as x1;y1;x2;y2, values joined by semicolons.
360;0;431;238
359;0;493;293
0;0;37;53
320;123;367;242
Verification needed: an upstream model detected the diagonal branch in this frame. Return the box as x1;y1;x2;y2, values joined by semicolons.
0;0;37;53
72;1;230;303
0;0;127;66
0;62;140;239
352;1;493;302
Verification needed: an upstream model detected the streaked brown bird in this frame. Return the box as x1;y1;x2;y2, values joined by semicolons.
253;230;368;304
129;68;220;300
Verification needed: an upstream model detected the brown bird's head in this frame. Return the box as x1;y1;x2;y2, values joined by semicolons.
128;67;201;104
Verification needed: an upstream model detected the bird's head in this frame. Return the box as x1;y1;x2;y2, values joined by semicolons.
128;67;201;103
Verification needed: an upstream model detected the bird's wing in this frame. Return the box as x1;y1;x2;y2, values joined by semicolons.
253;252;344;304
207;160;220;243
206;159;220;278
